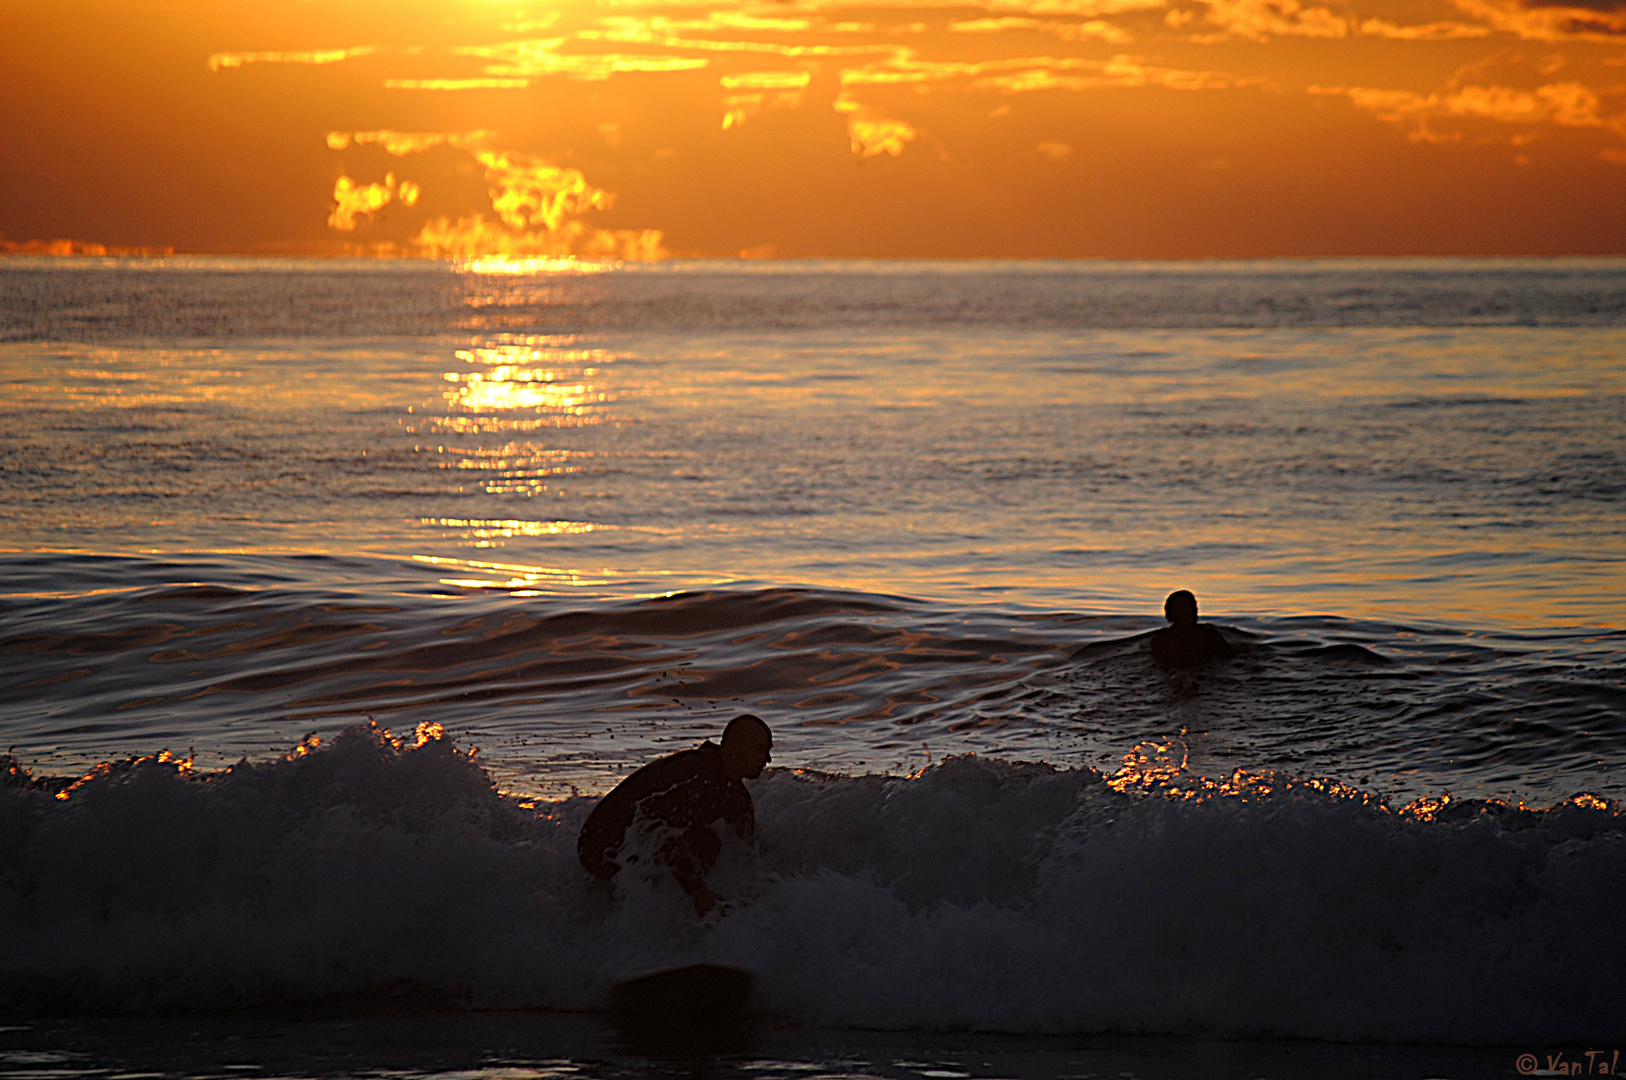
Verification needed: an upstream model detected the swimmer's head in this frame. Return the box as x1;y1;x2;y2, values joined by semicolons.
1164;590;1199;626
721;713;773;780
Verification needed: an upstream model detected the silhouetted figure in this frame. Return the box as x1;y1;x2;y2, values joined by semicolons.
578;714;773;915
1149;590;1235;669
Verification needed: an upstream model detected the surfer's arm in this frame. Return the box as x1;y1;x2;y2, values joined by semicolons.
716;778;755;843
578;750;703;876
733;798;756;845
657;824;726;915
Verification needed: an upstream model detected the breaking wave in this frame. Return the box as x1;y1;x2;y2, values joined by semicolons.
4;724;1622;1043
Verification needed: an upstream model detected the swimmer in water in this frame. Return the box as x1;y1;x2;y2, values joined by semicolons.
1149;590;1235;669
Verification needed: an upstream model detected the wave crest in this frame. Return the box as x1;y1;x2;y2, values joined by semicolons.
3;724;1622;1042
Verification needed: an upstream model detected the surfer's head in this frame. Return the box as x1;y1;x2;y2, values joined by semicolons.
721;713;773;780
1164;590;1199;627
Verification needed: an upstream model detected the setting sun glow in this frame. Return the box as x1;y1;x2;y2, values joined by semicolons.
2;0;1622;256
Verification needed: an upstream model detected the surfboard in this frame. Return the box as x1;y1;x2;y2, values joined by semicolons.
610;963;754;1019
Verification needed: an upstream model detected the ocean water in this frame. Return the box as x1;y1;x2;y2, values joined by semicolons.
2;257;1624;1075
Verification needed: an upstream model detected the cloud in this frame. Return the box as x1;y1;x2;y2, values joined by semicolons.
1446;0;1626;38
1312;78;1626;138
1095;53;1258;88
833;95;919;156
948;16;1135;43
328;172;419;231
582;12;910;40
979;0;1166;12
0;238;173;256
382;144;661;255
848;115;919;156
189;0;1626;255
1525;0;1626;11
385;78;532;90
323;130;664;259
579;20;899;58
456;38;708;80
327;130;496;155
719;70;814;89
415;214;573;257
408;151;666;259
719;70;813;128
468;152;610;232
647;12;817;32
836;51;1255;94
413;215;666;260
949;16;1044;31
208;46;384;72
1358;18;1492;37
1311;85;1433;122
1195;0;1348;39
1455;80;1607;125
722;95;759;128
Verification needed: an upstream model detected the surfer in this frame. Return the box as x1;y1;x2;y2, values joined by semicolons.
577;713;773;916
1149;590;1235;668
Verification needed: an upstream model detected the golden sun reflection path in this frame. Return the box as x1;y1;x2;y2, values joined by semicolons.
390;307;1626;628
2;261;1623;629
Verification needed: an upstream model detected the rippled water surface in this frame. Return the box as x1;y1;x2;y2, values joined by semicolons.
3;554;1623;806
2;257;1624;1044
3;257;1623;625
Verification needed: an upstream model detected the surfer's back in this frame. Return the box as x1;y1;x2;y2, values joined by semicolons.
577;741;750;880
1149;590;1236;668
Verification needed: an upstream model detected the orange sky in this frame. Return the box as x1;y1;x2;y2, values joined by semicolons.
2;0;1623;257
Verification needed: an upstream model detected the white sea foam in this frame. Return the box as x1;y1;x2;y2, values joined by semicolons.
3;724;1621;1043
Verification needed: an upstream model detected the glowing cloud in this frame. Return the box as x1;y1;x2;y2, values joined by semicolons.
324;129;663;259
1358;18;1491;38
579;20;900;59
1195;0;1349;39
328;172;419;231
414;215;666;260
456;149;665;257
949;16;1135;42
974;68;1094;92
838;51;1254;95
982;0;1166;13
385;78;532;90
1446;0;1626;40
646;12;818;32
48;0;1622;257
834;95;919;156
1452;81;1608;127
328;130;496;155
478;151;611;232
720;70;815;90
0;238;173;256
950;16;1044;31
720;69;813;127
208;46;384;72
1093;54;1255;90
1312;79;1626;140
456;38;708;80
